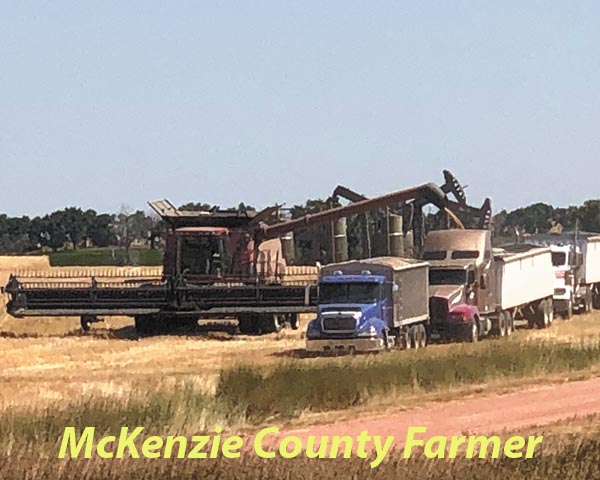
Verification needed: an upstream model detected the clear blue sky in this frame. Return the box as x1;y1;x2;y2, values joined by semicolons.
1;1;598;217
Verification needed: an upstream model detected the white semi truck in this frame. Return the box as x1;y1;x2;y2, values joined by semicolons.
527;233;600;317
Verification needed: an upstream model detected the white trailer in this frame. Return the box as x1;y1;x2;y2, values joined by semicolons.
582;236;600;285
493;245;555;329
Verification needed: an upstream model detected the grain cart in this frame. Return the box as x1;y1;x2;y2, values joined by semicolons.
4;182;453;335
306;257;429;352
424;230;555;342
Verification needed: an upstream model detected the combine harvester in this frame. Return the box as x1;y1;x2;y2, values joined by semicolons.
3;181;470;335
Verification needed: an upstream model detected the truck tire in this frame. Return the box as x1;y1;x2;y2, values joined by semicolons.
382;328;391;350
289;313;299;330
395;328;409;350
564;299;573;320
466;320;479;343
497;312;507;337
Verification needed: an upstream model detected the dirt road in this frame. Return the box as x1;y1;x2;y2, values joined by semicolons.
284;376;600;447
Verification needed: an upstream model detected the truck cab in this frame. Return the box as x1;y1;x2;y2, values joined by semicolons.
526;232;600;317
423;230;495;341
306;273;390;352
550;244;576;317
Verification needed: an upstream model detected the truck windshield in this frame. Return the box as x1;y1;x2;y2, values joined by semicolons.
319;282;380;304
429;269;467;285
451;250;479;259
423;251;446;260
551;252;567;267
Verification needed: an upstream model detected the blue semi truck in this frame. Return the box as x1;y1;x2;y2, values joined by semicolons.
305;257;430;352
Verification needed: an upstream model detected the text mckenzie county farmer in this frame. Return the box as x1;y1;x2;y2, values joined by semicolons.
58;426;543;468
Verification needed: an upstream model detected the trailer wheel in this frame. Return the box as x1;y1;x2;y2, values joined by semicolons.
546;300;554;325
536;300;550;329
407;325;418;349
593;286;600;310
584;290;593;314
417;324;427;348
413;325;426;349
505;311;514;336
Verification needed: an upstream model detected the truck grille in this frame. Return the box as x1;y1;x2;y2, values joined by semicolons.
322;316;357;332
429;297;448;324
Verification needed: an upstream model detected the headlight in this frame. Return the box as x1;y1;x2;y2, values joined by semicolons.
448;312;468;322
358;325;377;337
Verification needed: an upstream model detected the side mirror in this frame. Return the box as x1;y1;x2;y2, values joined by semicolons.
392;283;399;292
480;273;488;289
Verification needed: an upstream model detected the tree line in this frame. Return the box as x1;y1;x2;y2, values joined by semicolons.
493;200;600;239
0;199;599;255
0;207;163;254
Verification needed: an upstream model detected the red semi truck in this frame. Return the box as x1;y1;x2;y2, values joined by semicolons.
424;230;555;341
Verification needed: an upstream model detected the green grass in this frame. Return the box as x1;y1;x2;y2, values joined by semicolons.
31;247;163;266
216;339;600;422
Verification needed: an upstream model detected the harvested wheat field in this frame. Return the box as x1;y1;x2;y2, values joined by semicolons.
3;257;600;419
0;314;311;412
1;309;600;413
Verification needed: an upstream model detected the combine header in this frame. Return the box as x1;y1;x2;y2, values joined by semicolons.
3;178;480;335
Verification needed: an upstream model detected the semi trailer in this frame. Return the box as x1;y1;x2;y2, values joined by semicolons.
424;230;555;342
4;182;461;335
527;232;600;317
305;257;430;352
